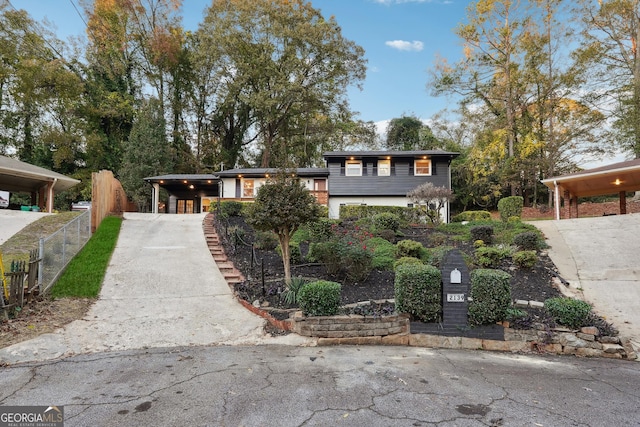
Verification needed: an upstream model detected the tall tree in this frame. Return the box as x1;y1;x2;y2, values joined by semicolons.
431;0;531;195
119;97;172;210
385;115;439;151
575;0;640;158
196;0;367;168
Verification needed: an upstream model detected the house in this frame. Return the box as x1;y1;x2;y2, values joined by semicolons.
144;149;458;220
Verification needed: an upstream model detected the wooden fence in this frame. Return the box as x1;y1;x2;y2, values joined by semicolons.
91;170;136;232
1;250;41;320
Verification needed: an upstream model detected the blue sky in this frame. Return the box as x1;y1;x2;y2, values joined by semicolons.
10;0;469;129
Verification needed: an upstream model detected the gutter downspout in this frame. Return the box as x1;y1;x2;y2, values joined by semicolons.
48;178;57;213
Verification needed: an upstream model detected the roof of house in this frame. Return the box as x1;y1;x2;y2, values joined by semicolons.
323;150;459;159
217;168;329;178
0;155;80;193
541;158;640;198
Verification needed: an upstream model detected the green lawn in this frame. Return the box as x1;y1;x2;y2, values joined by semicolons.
51;216;123;298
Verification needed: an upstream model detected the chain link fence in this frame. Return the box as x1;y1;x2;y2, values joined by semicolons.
38;210;92;294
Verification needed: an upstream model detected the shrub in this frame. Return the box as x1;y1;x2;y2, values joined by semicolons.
545;297;592;329
394;264;442;322
497;196;524;222
474;246;510;268
220;201;244;217
339;205;419;224
470;225;494;245
428;232;447;246
306;218;338;242
428;245;454;267
513;250;537;269
372;212;401;232
309;241;341;274
341;241;373;282
513;231;540;251
394;256;423;270
474;239;485;248
229;225;246;246
377;229;396;242
367;237;397;270
468;269;512;325
298;280;342;316
396;239;429;260
281;276;307;305
254;231;278;250
451;210;492;222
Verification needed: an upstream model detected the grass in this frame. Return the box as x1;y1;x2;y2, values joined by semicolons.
1;212;82;270
51;216;122;298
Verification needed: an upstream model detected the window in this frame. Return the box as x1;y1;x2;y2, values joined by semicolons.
345;160;362;176
378;160;391;176
243;179;254;197
414;159;431;176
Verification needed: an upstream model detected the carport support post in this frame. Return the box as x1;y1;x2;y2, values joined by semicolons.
620;191;627;215
152;183;160;214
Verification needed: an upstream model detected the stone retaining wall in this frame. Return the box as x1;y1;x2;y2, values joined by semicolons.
290;311;410;338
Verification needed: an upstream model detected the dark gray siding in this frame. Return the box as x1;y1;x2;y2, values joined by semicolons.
327;157;451;196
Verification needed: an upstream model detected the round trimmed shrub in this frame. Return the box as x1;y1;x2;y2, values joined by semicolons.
298;280;342;316
497;196;523;222
470;225;494;245
220;201;244;217
393;256;423;270
468;269;512;325
513;231;540;251
372;212;401;232
396;239;429;260
545;297;592;329
451;210;492;222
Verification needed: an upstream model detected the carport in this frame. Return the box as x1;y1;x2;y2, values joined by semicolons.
541;158;640;220
0;155;80;213
144;174;220;214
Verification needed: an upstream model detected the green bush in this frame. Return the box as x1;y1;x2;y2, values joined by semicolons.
372;212;401;232
377;229;396;242
470;225;494;245
220;200;244;217
428;232;447;246
309;241;341;274
298;280;342;316
229;225;246;245
451;210;492;222
367;237;397;270
475;246;511;268
306;218;339;242
545;297;592;329
394;256;423;270
468;269;512;325
396;239;429;260
428;245;454;267
513;231;540;251
394;264;442;322
339;205;419;224
254;231;278;250
341;241;373;282
513;250;537;269
497;196;524;222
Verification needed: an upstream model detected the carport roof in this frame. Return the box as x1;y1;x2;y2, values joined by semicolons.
541;158;640;197
0;155;80;193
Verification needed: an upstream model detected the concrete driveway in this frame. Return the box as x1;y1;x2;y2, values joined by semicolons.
0;210;52;245
0;213;311;364
532;214;640;350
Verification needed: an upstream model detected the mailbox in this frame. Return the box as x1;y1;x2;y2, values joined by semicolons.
450;268;461;284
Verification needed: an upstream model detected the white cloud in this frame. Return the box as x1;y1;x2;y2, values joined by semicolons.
385;40;424;52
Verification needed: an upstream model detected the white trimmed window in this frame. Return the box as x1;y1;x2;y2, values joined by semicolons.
378;159;391;176
242;179;254;197
345;160;362;176
414;159;431;176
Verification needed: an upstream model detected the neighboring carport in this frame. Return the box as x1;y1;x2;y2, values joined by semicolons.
0;155;80;213
541;158;640;220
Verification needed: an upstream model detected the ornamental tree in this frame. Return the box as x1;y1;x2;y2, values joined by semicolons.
246;173;321;285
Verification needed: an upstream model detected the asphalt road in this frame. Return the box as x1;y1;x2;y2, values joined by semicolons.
1;345;638;427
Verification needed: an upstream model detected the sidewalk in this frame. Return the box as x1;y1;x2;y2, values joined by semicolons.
0;213;312;364
532;215;640;352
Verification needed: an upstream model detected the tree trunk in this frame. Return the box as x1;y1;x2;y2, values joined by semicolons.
279;232;292;286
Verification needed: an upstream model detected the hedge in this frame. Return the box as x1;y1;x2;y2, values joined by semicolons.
468;269;512;325
394;264;442;322
298;280;342;316
451;210;492;222
497;196;524;222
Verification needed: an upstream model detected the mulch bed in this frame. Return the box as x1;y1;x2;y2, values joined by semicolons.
218;215;563;323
